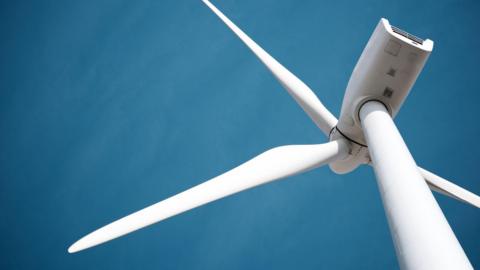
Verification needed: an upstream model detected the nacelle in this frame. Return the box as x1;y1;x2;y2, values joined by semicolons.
330;18;433;174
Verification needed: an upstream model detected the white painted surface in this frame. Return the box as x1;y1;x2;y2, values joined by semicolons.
203;0;337;136
68;140;348;253
337;19;433;146
360;101;472;270
419;167;480;208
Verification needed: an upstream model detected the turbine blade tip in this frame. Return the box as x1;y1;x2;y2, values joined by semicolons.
68;239;88;254
68;243;79;254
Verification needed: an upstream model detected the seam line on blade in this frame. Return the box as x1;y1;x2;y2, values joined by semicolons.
334;127;368;148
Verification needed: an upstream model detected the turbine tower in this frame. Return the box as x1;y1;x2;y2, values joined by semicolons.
69;1;479;269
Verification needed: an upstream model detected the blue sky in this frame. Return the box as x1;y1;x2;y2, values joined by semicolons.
1;0;479;269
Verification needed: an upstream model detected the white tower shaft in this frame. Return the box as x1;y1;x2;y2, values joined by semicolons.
359;101;472;270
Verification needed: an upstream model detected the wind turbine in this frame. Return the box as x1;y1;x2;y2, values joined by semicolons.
69;1;479;269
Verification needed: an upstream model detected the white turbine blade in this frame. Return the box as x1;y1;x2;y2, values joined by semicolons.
202;0;337;136
419;167;480;208
68;139;348;253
